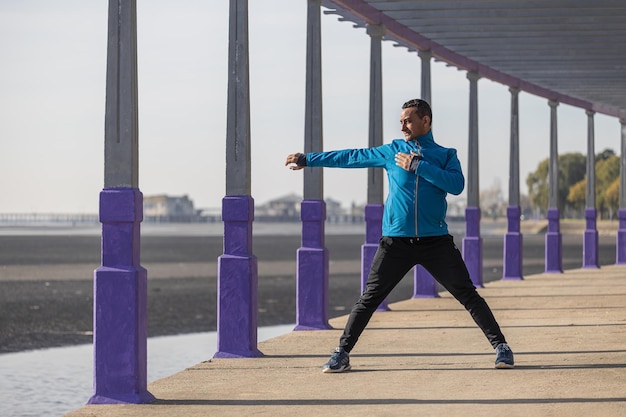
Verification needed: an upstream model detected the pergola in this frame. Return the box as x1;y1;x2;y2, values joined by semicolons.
323;0;626;119
88;0;626;405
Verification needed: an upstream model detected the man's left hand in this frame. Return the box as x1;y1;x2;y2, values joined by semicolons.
395;151;418;171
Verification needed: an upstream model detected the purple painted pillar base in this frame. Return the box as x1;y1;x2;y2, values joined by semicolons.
295;200;331;330
361;204;389;310
503;206;524;280
545;208;563;273
89;188;155;405
214;195;262;358
413;265;439;298
583;208;599;269
617;209;626;264
462;206;483;288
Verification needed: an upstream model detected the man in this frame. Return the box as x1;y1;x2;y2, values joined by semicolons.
284;98;514;372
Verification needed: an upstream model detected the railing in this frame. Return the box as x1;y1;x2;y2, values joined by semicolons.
0;213;99;225
0;213;366;225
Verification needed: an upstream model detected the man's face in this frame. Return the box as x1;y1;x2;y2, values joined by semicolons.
400;107;430;141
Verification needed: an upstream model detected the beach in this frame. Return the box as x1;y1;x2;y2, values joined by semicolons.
0;220;618;353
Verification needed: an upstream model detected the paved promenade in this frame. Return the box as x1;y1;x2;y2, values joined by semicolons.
65;265;626;417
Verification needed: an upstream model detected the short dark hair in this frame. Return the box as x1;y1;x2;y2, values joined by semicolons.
402;99;432;122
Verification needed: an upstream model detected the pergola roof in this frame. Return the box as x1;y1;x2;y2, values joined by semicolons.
323;0;626;120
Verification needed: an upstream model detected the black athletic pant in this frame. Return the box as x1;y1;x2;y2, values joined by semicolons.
338;235;507;352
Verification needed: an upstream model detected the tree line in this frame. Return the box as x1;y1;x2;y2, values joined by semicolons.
525;149;620;219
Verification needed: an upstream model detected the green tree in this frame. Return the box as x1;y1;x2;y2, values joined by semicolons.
567;179;586;212
526;152;586;215
595;150;620;218
559;153;586;214
596;148;615;161
527;148;620;219
604;178;620;219
526;159;549;213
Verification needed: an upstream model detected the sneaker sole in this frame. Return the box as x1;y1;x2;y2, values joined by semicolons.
322;364;351;373
495;362;514;369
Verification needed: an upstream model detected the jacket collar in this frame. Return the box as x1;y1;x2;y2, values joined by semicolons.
413;130;434;146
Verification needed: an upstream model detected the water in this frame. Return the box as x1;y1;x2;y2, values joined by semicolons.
0;325;294;417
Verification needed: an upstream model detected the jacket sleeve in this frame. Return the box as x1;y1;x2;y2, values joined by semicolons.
306;145;393;168
415;148;465;195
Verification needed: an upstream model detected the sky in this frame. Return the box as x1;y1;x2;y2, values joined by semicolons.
0;0;621;214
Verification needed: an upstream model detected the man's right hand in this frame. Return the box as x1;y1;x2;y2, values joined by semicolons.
285;153;306;170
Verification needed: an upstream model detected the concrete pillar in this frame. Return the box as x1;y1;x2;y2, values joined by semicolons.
462;71;483;287
545;100;563;273
295;0;330;330
89;0;154;404
617;119;626;264
362;24;388;311
215;0;261;358
503;87;523;280
418;49;432;104
414;49;439;297
583;110;599;268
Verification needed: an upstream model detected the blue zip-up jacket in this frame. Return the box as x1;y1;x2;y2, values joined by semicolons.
306;130;464;237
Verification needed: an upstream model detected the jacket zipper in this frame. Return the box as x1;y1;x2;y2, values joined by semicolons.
414;140;421;237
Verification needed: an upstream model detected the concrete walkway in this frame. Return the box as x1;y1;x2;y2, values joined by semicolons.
65;265;626;417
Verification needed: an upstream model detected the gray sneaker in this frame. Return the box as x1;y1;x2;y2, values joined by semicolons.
322;347;351;373
495;343;515;369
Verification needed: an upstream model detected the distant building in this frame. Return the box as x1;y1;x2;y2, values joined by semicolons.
255;193;364;223
197;206;222;222
141;193;366;223
143;194;199;222
349;201;365;218
255;193;301;221
326;197;364;223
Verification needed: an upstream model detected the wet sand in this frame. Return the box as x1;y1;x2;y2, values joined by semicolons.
0;223;618;353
